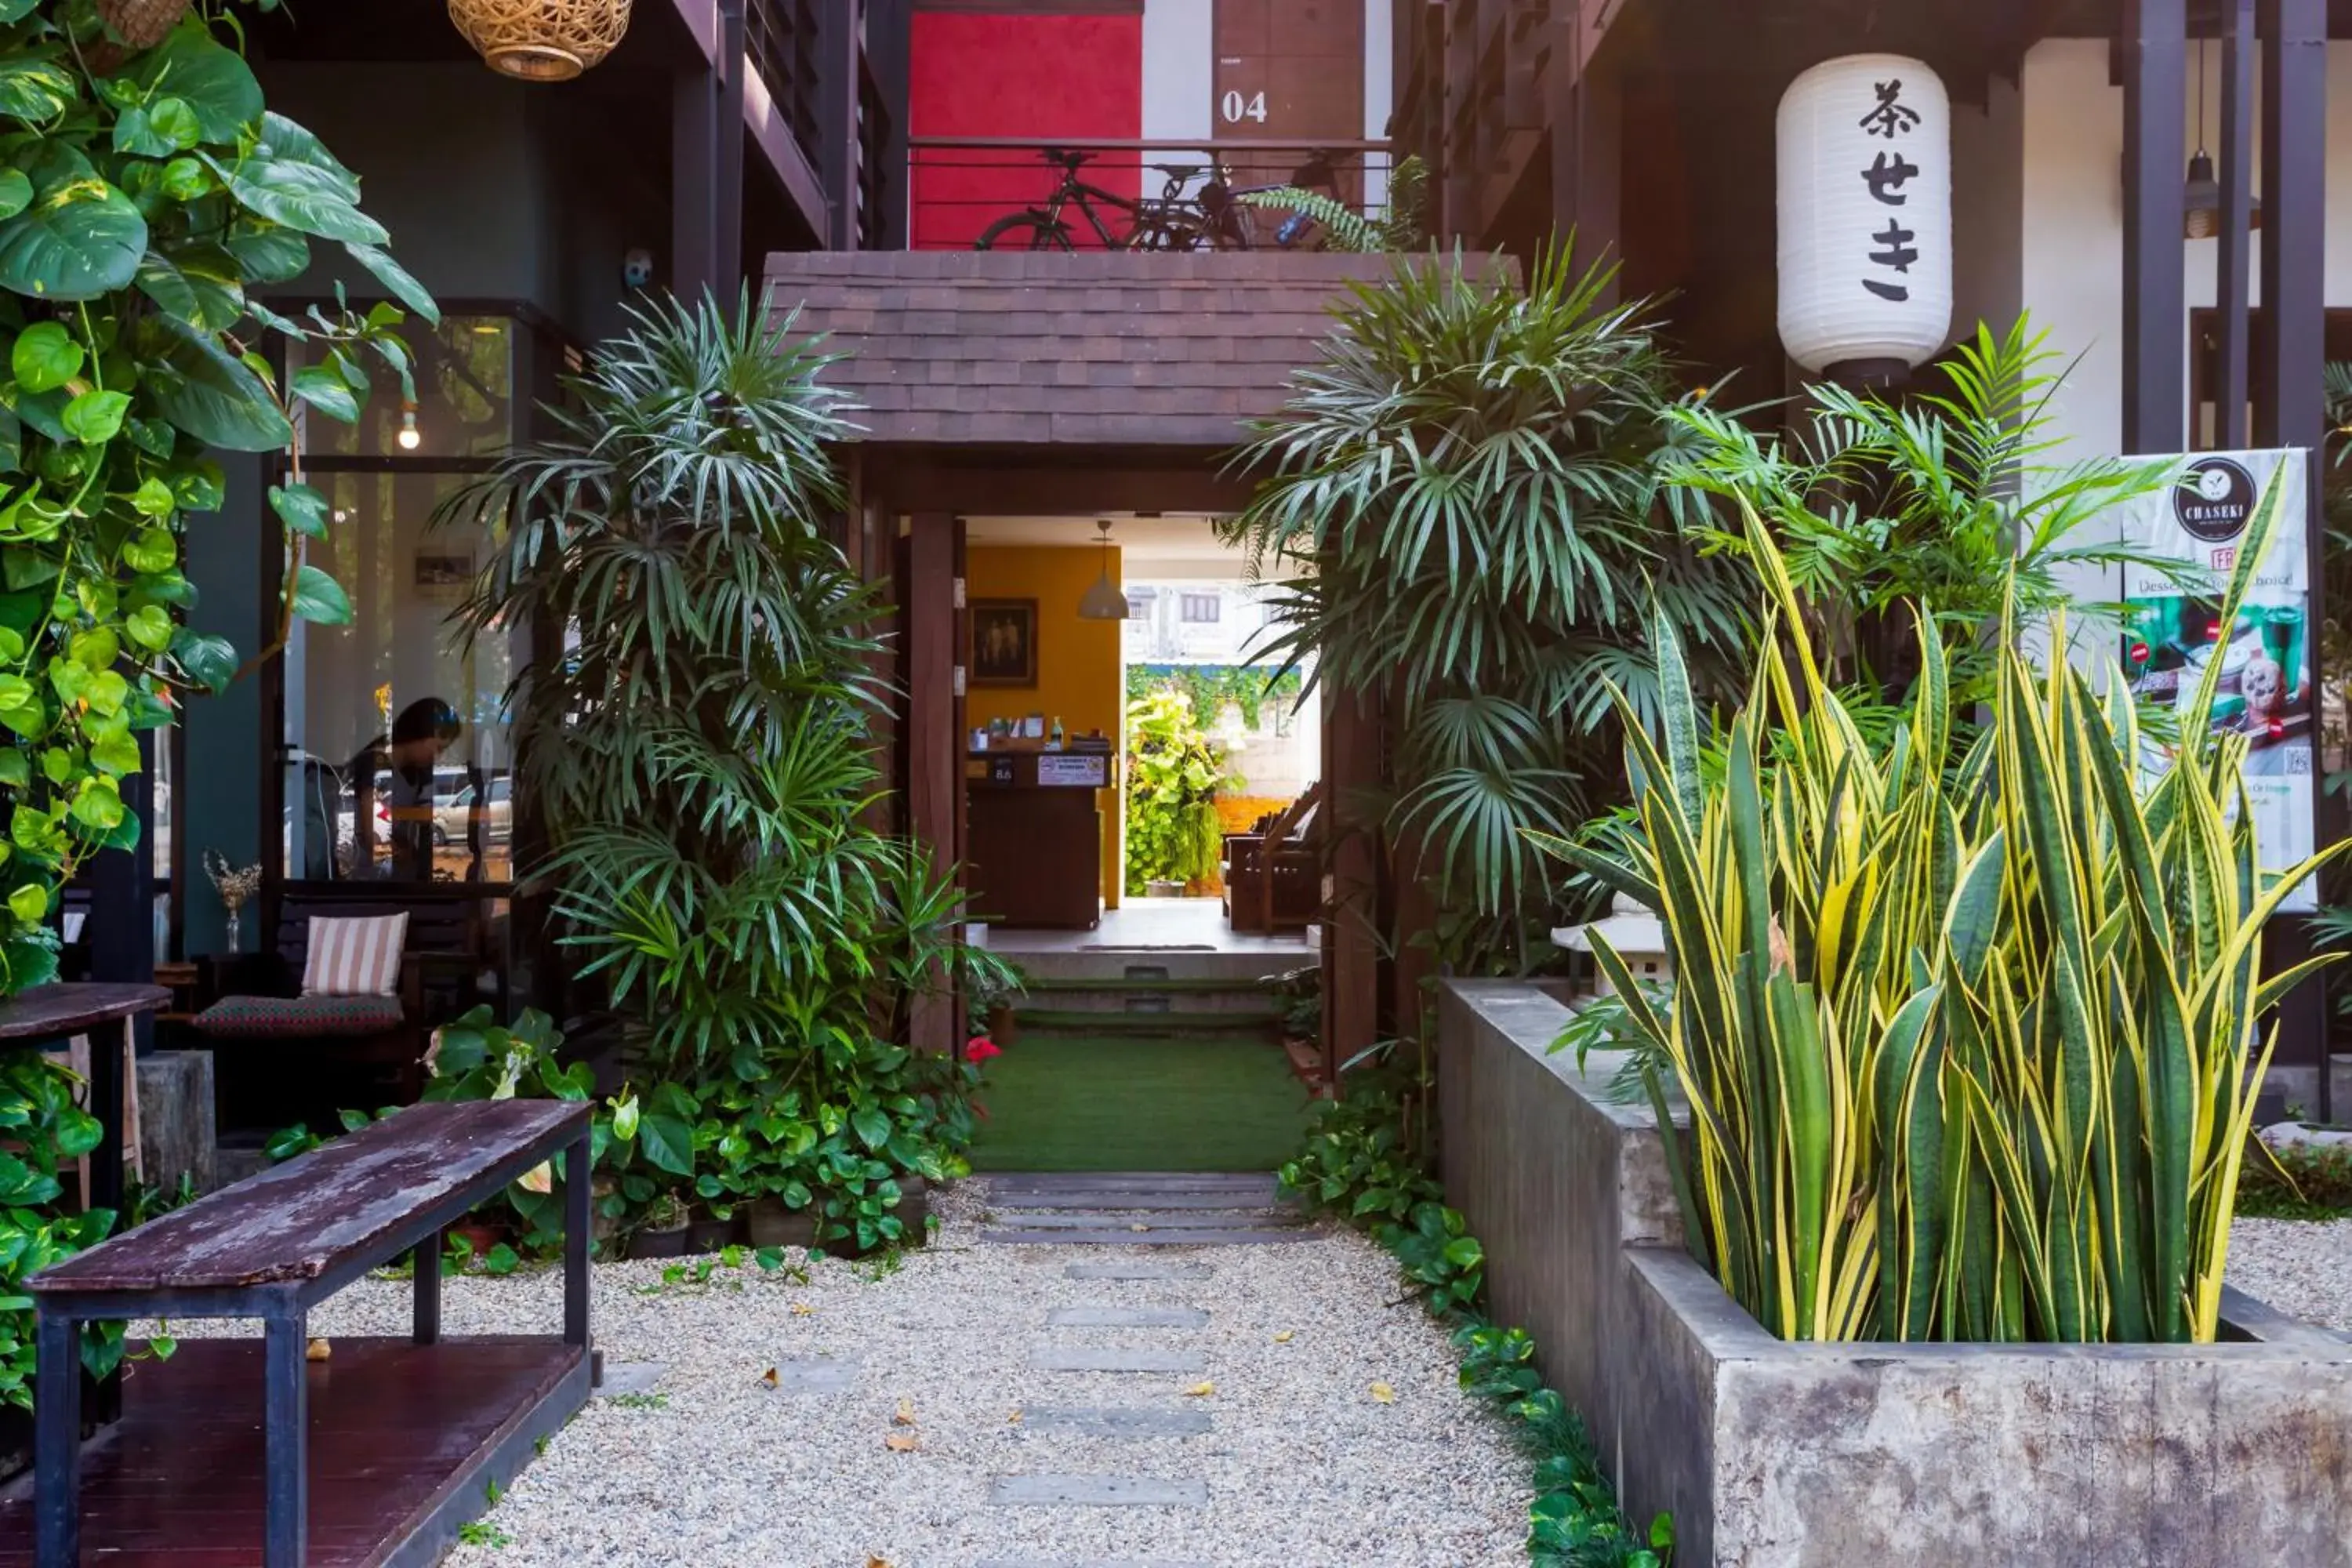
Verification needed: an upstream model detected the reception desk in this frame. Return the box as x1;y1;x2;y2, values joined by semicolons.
965;746;1112;929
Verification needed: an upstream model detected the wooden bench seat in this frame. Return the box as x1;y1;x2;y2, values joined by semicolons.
26;1100;593;1568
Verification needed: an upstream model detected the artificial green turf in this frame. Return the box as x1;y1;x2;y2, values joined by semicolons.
967;1029;1317;1173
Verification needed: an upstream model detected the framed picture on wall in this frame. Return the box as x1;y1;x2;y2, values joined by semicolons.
970;598;1038;688
413;552;474;603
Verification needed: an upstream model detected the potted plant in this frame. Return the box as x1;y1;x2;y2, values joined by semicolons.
630;1192;690;1258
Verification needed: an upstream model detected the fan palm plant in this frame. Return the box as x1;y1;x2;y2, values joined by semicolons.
1221;247;1749;955
441;292;1004;1085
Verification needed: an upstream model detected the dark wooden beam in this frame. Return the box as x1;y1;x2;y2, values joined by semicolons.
1323;687;1381;1085
817;0;860;249
905;512;960;1058
715;0;747;303
859;451;1257;515
2216;0;2255;448
672;66;719;300
2258;0;2332;1116
2122;0;2188;453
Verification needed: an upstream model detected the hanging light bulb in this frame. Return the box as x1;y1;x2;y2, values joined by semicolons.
1076;520;1131;621
2183;38;2263;239
397;403;422;451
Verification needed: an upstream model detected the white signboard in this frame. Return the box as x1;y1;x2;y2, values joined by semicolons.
1036;753;1106;789
2119;448;2316;911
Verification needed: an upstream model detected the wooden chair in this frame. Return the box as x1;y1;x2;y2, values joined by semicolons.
194;899;481;1132
1222;784;1322;935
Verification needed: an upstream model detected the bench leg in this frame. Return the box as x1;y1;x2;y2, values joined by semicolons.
413;1229;441;1346
263;1309;308;1568
34;1311;78;1568
562;1132;590;1351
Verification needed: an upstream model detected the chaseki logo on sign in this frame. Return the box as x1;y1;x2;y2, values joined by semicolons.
2176;457;2259;544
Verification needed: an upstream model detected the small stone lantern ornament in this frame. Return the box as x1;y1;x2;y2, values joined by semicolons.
1553;894;1674;997
448;0;634;82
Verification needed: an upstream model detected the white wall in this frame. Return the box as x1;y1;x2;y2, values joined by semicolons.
1141;0;1214;142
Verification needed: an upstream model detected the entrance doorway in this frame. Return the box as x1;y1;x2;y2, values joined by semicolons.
956;514;1320;1171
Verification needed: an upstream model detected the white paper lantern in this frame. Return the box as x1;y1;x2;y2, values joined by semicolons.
1777;54;1953;376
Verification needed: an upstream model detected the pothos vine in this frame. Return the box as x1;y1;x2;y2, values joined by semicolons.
0;0;434;1404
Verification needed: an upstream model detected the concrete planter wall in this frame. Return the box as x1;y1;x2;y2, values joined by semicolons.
1436;980;2352;1568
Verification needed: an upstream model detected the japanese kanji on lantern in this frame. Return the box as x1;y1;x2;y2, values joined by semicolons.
1776;55;1954;378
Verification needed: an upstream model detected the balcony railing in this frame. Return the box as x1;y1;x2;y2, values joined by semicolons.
907;136;1394;253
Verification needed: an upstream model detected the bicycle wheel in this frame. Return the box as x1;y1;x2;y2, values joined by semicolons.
975;212;1073;252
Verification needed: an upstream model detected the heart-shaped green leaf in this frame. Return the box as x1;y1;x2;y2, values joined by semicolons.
291;562;350;625
137;314;290;451
60;389;129;445
0;156;147;302
127;24;262;144
226;158;387;247
9;321;80;392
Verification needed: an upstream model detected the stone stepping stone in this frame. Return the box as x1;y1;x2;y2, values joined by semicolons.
593;1361;665;1397
1019;1406;1214;1438
760;1355;860;1393
1047;1307;1210;1329
992;1228;1311;1247
989;1475;1209;1507
1065;1262;1214;1281
977;1559;1208;1567
992;1190;1287;1211
1007;1211;1301;1232
1029;1346;1205;1374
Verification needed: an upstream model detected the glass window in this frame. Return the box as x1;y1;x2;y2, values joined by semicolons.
1126;586;1157;622
1181;592;1221;624
281;313;534;887
285;471;519;884
296;317;516;460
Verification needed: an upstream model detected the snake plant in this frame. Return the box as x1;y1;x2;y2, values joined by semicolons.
1543;469;2341;1343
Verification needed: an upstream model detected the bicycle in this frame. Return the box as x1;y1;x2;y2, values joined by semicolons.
974;149;1225;252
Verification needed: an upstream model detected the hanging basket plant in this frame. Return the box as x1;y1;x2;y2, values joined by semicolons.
85;0;188;70
448;0;634;82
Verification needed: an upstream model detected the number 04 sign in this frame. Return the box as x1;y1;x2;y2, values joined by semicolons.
2118;448;2318;912
1220;89;1266;124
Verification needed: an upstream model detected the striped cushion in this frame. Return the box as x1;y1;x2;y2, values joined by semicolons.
301;913;408;997
196;994;405;1039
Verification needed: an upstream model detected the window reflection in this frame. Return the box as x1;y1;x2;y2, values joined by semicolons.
281;314;528;887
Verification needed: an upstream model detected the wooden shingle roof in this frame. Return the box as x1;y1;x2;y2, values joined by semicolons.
761;250;1396;447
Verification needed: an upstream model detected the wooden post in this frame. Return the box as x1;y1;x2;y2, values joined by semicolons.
1323;684;1381;1086
2256;0;2332;1118
817;0;862;250
2214;0;2256;450
2120;0;2187;454
716;0;747;304
906;513;960;1058
672;64;718;301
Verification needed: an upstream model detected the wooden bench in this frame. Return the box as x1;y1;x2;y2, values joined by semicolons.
25;1100;593;1568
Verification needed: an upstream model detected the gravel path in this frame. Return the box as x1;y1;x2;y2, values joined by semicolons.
171;1177;1526;1566
2228;1216;2352;1332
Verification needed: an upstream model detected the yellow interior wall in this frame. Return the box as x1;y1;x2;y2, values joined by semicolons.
966;545;1124;907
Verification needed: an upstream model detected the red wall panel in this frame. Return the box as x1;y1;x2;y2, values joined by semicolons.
909;13;1145;249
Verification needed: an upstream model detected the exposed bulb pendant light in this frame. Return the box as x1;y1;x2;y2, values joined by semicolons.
1076;520;1131;621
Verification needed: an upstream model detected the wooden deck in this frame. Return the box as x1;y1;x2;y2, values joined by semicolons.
0;1336;587;1567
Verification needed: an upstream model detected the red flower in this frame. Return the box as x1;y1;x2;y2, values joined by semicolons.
966;1037;1003;1062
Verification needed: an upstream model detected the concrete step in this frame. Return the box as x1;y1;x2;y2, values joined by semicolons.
991;949;1311;986
1010;1007;1279;1036
1017;976;1281;1017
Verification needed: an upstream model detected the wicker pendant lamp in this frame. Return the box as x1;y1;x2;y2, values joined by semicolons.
448;0;635;82
86;0;187;71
